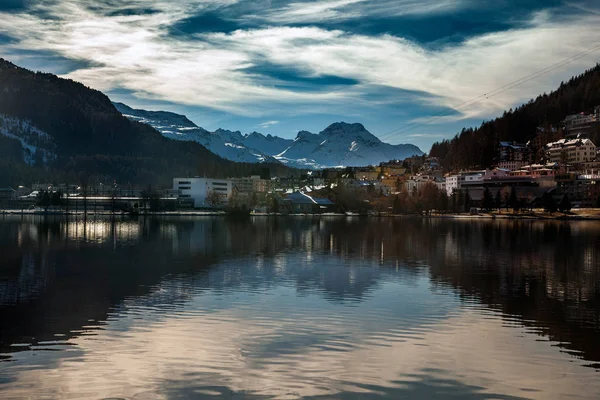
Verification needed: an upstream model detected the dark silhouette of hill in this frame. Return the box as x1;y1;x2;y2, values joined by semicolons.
429;64;600;170
0;59;295;186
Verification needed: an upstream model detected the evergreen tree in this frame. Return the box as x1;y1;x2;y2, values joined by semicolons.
509;188;520;213
36;190;51;212
482;188;494;211
50;190;63;207
456;189;464;213
559;194;572;213
494;190;502;210
438;191;449;214
542;192;557;213
463;190;472;213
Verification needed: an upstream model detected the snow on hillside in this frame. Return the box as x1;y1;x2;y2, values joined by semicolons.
0;115;57;165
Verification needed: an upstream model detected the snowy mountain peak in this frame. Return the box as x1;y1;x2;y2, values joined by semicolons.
320;122;380;143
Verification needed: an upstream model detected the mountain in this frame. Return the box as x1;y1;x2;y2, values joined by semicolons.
114;104;423;168
113;102;285;163
0;59;295;186
276;123;423;168
430;64;600;171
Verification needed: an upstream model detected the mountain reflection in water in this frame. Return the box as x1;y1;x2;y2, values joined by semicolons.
0;216;599;399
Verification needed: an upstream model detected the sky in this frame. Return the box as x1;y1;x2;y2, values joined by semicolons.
1;0;600;152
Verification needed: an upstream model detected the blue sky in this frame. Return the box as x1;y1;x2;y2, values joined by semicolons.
1;0;600;151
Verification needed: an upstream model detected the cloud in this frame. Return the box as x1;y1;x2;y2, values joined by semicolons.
255;0;469;24
2;273;598;399
0;0;599;129
258;120;279;128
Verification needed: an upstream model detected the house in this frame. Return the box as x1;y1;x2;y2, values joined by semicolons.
283;192;335;213
173;177;233;208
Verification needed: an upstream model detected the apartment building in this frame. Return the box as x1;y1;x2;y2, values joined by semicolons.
545;138;597;164
173;177;233;208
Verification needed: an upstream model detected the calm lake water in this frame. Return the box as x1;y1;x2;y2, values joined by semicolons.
0;216;599;399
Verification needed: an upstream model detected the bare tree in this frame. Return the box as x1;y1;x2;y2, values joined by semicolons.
206;189;223;209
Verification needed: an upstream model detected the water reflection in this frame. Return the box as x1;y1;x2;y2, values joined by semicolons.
0;216;599;399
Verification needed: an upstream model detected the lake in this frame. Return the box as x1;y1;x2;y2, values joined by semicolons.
0;216;599;399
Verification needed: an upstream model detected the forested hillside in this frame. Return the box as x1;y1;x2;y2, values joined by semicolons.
430;64;600;170
0;59;295;187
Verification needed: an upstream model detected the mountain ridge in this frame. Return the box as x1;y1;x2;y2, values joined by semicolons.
113;104;424;168
0;58;296;186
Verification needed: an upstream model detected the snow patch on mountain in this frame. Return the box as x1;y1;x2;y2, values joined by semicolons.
0;114;57;165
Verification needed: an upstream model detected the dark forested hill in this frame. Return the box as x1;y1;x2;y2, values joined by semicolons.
0;59;295;186
430;64;600;171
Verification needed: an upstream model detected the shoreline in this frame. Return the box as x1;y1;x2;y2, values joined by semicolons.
1;209;600;221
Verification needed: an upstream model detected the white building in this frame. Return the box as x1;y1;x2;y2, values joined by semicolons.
445;170;486;196
545;138;596;164
445;175;460;196
173;177;233;208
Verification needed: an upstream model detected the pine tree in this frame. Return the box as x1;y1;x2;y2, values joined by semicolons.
494;190;502;210
463;190;472;213
542;192;557;213
482;188;494;211
559;194;572;213
509;188;520;213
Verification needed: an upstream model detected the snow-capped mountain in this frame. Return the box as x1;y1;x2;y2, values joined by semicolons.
113;102;275;163
277;122;423;168
113;103;423;168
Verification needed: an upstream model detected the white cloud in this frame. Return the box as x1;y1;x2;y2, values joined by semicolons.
0;0;599;125
259;120;279;128
258;0;469;24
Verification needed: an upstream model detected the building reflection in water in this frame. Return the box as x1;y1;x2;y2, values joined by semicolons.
0;215;599;399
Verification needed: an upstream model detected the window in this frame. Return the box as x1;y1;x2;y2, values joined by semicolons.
180;194;191;198
179;181;191;185
212;182;228;186
179;186;191;190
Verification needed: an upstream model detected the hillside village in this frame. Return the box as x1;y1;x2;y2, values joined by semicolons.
2;107;600;215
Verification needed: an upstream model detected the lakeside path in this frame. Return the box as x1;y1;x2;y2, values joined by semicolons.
2;209;600;220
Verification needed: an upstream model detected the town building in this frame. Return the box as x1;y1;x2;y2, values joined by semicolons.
555;173;600;207
563;113;598;138
545;138;597;164
445;175;460;196
379;163;407;177
497;141;532;170
405;175;436;193
173;177;233;208
230;175;268;193
283;192;335;213
355;168;379;181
